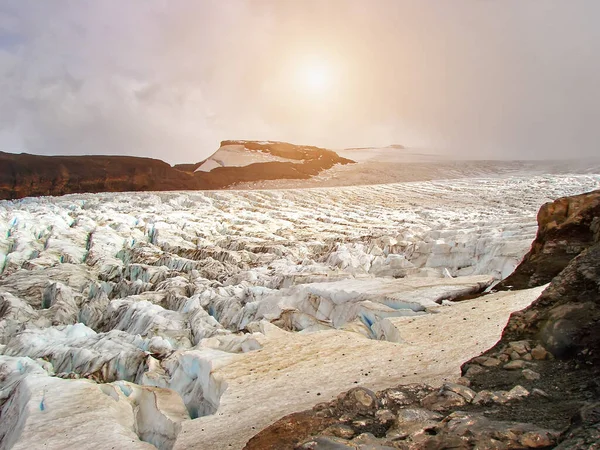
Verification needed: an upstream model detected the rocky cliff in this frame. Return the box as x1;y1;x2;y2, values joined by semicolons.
245;189;600;449
0;152;200;200
0;141;353;200
498;189;600;290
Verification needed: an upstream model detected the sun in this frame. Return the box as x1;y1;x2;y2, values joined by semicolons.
299;61;333;94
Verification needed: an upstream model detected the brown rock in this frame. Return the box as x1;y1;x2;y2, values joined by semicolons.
421;390;468;411
505;385;530;401
481;357;502;367
323;424;355;440
456;377;471;387
519;430;557;448
377;384;433;409
351;432;380;445
297;436;357;449
351;419;370;428
531;345;549;360
464;364;486;378
472;356;490;365
508;340;531;355
387;408;442;440
510;351;521;361
472;390;508;406
497;189;600;290
244;410;335;450
498;353;510;363
442;383;477;402
374;409;395;424
504;360;527;370
531;388;550;398
522;369;541;380
337;387;379;416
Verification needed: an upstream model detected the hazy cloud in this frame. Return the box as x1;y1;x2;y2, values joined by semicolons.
0;0;599;163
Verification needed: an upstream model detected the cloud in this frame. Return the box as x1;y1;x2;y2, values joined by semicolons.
0;1;599;163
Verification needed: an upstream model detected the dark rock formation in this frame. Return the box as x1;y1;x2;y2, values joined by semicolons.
0;141;353;200
0;152;200;200
195;158;351;190
245;189;600;449
498;189;600;290
172;162;205;173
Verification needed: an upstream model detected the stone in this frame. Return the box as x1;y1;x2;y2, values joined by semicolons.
421;390;467;411
442;382;477;402
436;411;559;448
386;408;442;440
472;390;508;405
522;353;533;361
480;357;502;367
519;430;557;448
324;424;356;440
504;360;526;370
298;436;358;449
375;409;396;424
351;419;371;428
456;377;471;387
395;408;443;425
464;364;486;378
472;356;490;365
522;369;541;380
531;345;549;360
351;432;380;445
510;351;521;361
505;385;530;401
498;353;510;363
508;340;531;355
337;388;379;416
377;385;433;410
531;388;550;398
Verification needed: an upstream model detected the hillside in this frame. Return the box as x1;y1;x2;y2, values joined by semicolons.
0;141;353;200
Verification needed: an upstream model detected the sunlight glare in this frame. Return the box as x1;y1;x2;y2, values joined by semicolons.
301;62;333;93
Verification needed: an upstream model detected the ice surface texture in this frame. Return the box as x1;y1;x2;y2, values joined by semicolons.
0;174;599;449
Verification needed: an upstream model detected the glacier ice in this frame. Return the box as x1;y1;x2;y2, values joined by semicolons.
0;174;599;448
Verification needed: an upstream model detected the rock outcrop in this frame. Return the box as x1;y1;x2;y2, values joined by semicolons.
498;189;600;290
245;188;600;449
193;140;354;189
0;152;200;200
0;141;353;200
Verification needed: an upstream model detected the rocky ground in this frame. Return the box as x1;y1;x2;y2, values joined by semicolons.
245;189;600;449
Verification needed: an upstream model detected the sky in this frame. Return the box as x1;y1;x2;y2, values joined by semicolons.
0;0;599;164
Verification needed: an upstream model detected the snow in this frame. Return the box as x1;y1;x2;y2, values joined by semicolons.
194;144;298;172
335;146;446;163
0;173;599;448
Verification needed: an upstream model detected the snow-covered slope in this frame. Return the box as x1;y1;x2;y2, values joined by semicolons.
0;174;599;449
336;145;446;163
195;144;299;172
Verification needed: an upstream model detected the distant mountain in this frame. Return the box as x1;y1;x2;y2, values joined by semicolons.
0;141;354;200
343;144;405;151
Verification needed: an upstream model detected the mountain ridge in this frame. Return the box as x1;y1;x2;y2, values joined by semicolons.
0;141;353;200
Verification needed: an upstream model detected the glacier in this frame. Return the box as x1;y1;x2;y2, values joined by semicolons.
0;173;599;449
